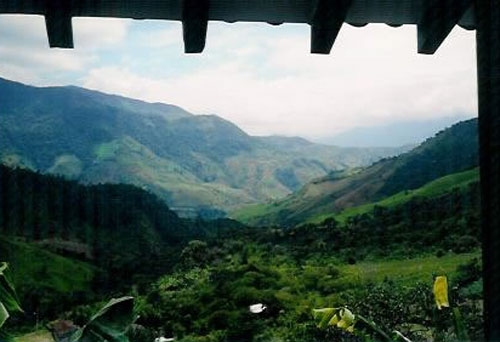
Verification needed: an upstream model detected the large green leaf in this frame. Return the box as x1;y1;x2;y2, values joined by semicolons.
71;296;135;342
0;302;8;328
0;263;22;314
0;262;21;342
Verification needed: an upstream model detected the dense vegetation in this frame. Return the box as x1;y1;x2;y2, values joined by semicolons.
378;119;478;196
0;164;196;326
0;163;483;341
0;98;484;341
129;179;482;341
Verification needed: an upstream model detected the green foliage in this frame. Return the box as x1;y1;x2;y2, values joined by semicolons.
0;165;187;285
0;263;22;325
132;237;480;342
234;119;479;227
313;270;481;342
126;325;157;342
379;119;478;197
70;297;135;342
325;168;479;224
452;307;470;342
0;164;204;330
0;142;484;341
0;262;22;342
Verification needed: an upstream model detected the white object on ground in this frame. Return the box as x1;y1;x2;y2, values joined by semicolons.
155;337;175;342
249;303;267;313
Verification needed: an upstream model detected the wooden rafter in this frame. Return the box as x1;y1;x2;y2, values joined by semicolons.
417;0;472;54
44;0;73;48
310;0;353;54
182;0;210;53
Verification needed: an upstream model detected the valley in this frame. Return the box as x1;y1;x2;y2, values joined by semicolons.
232;119;478;227
0;77;405;217
0;162;482;341
0;77;483;341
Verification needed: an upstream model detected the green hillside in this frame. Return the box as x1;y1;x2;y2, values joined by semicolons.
0;237;97;330
310;167;479;224
0;237;95;297
132;179;481;341
0;163;483;341
0;77;484;342
0;77;404;215
233;119;478;227
0;164;199;327
378;118;478;196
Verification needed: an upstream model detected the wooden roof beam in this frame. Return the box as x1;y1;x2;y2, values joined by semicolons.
417;0;472;54
182;0;209;53
310;0;353;54
44;0;73;48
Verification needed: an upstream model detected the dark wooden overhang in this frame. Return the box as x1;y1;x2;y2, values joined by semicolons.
1;0;499;340
0;0;476;53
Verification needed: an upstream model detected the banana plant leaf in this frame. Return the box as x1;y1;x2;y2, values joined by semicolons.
0;262;22;342
70;296;135;342
0;263;22;318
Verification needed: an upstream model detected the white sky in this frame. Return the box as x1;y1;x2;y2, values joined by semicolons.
0;15;477;140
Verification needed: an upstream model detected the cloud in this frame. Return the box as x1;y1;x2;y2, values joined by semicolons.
73;17;131;48
82;23;476;138
0;15;129;84
82;66;171;100
0;16;477;139
131;22;183;49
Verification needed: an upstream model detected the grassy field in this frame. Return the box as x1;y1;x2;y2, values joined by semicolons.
232;168;479;227
308;168;479;225
337;252;480;287
0;237;96;293
230;202;275;223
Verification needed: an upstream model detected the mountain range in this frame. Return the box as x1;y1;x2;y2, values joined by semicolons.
0;77;406;215
318;115;472;147
233;118;479;226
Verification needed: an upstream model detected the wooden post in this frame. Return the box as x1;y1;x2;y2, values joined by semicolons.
475;0;500;340
182;0;209;53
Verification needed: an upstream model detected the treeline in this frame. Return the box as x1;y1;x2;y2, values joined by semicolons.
0;165;201;283
130;182;483;341
0;164;483;341
217;181;481;263
0;162;481;281
379;118;478;197
0;165;249;328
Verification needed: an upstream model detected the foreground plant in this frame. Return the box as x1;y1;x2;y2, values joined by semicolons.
433;275;470;342
312;306;403;341
313;274;475;341
70;296;136;342
433;276;449;310
0;262;23;342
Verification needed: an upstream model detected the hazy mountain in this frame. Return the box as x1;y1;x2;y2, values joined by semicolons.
318;116;473;147
233;118;479;226
0;77;405;214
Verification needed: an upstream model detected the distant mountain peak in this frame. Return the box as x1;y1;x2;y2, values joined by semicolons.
0;76;405;213
318;116;475;147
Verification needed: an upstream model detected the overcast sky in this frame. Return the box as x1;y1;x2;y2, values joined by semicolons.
0;15;477;140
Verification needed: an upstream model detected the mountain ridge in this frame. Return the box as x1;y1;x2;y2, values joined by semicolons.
318;115;472;147
0;77;405;214
232;118;479;226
